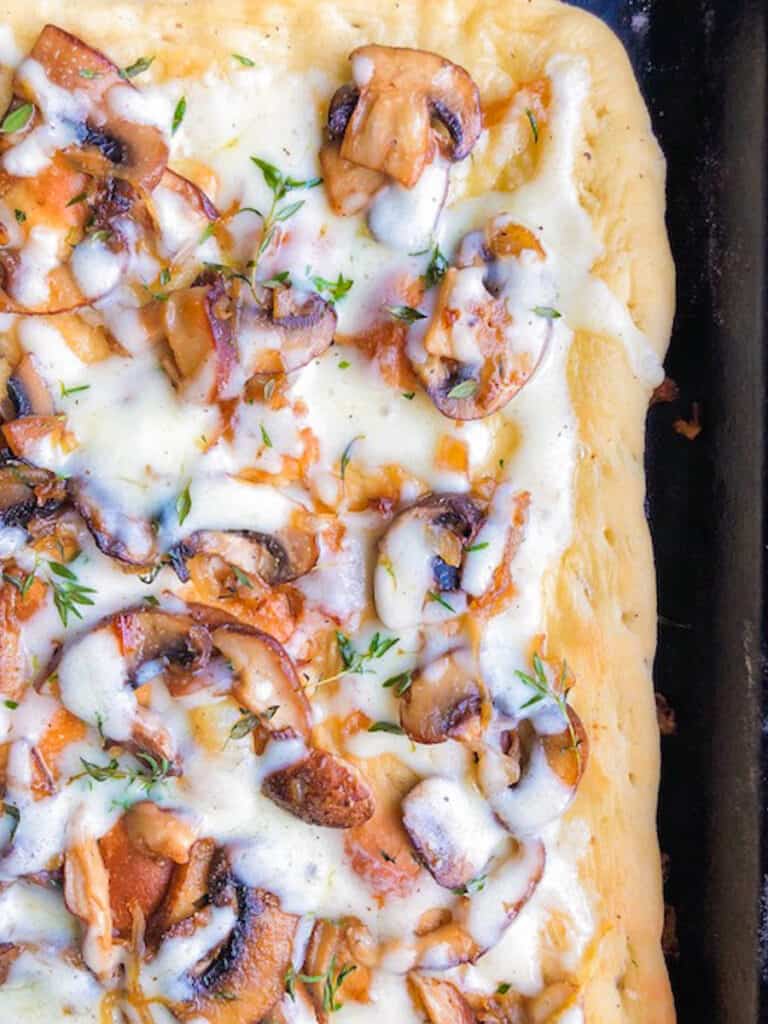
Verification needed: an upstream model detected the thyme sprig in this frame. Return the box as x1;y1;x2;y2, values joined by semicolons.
312;630;399;688
70;752;172;794
48;561;96;628
514;653;582;769
249;157;321;276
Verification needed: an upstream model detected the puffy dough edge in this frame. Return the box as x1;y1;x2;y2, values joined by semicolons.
0;1;675;1021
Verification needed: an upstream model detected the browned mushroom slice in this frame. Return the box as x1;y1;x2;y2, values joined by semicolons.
482;704;588;836
262;740;375;828
6;354;54;417
302;916;376;1020
237;284;337;376
401;776;505;890
68;476;157;566
211;623;312;738
332;46;482;187
171;851;297;1023
98;814;174;937
408;974;475;1024
0;460;67;530
122;801;197;864
12;25;169;190
150;837;216;939
161;272;237;403
400;649;483;744
169;525;318;586
374;493;484;629
319;140;386;217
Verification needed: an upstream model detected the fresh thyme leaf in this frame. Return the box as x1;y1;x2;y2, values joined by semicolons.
172;96;187;135
228;705;279;741
232;53;255;67
514;653;582;771
496;983;512;995
13;208;26;223
466;541;489;552
446;379;478;400
2;570;35;597
451;873;487;896
323;956;357;1013
176;482;192;526
368;721;404;735
525;107;539;143
230;564;253;589
262;270;291;288
340;434;364;482
134;752;172;785
427;590;455;613
159;268;171;286
402;391;415;400
79;68;102;79
198;222;215;245
251;156;286;195
423;244;449;288
143;595;160;607
532;305;561;319
71;752;170;792
87;228;112;244
119;55;155;80
311;272;353;305
59;382;90;397
385;304;426;324
1;103;33;134
325;629;400;685
3;700;18;710
284;965;324;1001
274;199;304;222
66;191;88;207
260;423;273;448
47;561;96;628
382;671;413;697
338;360;350;369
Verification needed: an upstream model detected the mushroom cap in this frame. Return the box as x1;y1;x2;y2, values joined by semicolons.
68;476;158;567
408;974;475;1024
334;45;482;187
169;525;318;587
400;649;483;745
236;284;337;377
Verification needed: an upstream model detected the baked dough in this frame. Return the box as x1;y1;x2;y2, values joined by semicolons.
0;3;674;1022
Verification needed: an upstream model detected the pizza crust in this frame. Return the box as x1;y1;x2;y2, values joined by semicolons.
0;2;675;1020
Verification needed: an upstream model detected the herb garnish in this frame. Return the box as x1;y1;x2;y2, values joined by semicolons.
284;965;324;1002
339;434;364;482
313;630;399;688
382;671;413;697
14;208;26;223
515;652;582;769
311;272;353;305
230;564;254;589
446;379;478;400
2;802;19;839
262;270;291;288
60;382;90;398
422;244;449;288
427;590;455;613
119;56;155;80
451;873;487;896
322;957;357;1013
1;103;33;134
172;96;186;135
386;304;426;324
260;423;273;448
402;391;415;400
532;305;561;319
368;721;404;735
249;156;321;270
525;107;539;144
71;752;171;793
228;705;279;741
176;481;192;525
466;541;489;552
232;53;255;67
2;569;35;597
496;983;512;995
4;700;18;710
79;68;103;79
48;561;96;627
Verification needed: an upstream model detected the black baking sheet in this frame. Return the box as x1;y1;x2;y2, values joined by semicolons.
575;1;768;1021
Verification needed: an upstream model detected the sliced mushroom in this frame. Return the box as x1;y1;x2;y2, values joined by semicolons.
261;737;375;829
122;801;197;864
149;168;219;256
236;283;337;377
318;141;386;217
98;814;174;936
68;476;158;566
170;850;297;1022
332;46;482;187
303;917;376;1021
481;703;588;836
6;354;54;417
408;974;475;1024
0;459;67;530
169;525;318;586
150;837;216;939
11;25;169;190
374;493;484;629
211;623;312;738
63;816;115;980
401;776;505;890
400;649;483;745
161;271;236;403
413;218;553;419
0;583;25;700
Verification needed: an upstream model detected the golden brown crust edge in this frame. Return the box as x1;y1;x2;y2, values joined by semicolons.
0;2;675;1021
